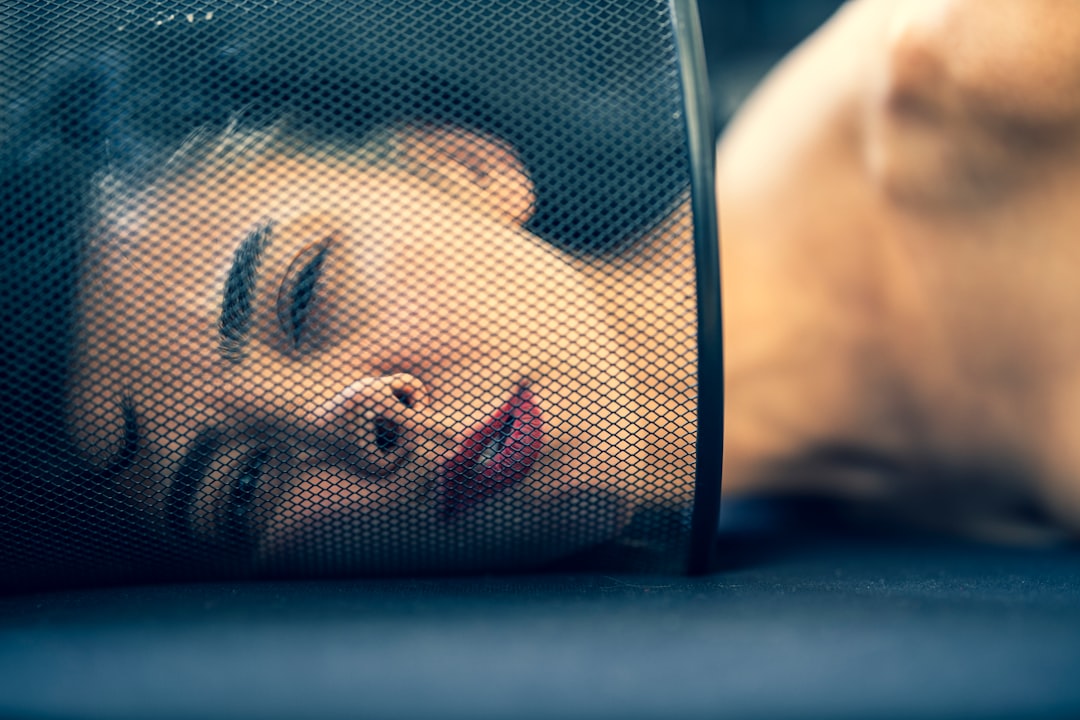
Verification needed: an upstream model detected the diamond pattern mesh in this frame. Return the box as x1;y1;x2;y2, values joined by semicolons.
0;0;708;590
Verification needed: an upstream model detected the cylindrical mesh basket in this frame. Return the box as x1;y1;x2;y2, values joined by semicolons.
0;0;721;591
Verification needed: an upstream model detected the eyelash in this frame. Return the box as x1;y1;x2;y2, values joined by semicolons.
277;236;333;351
223;446;268;548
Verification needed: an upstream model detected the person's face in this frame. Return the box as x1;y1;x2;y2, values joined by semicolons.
68;126;654;573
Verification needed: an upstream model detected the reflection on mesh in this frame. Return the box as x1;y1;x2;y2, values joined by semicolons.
0;0;713;591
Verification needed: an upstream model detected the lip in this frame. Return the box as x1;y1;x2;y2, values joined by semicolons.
440;380;545;518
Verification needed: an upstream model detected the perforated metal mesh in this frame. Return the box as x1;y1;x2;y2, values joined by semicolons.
0;0;716;591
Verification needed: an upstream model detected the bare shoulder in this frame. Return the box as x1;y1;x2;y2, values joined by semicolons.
717;0;890;202
865;0;1080;208
879;0;1080;127
714;0;1080;539
720;0;1080;210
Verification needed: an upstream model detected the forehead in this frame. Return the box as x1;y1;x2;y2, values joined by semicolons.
104;149;451;242
208;159;375;226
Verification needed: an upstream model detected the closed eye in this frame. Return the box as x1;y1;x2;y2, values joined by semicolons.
277;235;333;350
223;446;268;548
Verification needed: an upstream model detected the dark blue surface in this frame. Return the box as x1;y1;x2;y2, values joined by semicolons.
2;526;1078;720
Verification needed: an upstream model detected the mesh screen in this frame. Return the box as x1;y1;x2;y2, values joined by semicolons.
0;0;713;590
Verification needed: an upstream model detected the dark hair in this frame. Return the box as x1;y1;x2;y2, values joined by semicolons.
0;0;691;590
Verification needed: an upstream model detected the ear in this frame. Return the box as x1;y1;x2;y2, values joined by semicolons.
392;123;536;227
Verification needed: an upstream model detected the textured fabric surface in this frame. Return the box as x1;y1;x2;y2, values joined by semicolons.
2;522;1078;720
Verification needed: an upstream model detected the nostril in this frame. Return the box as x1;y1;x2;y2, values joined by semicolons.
373;416;401;452
387;373;426;409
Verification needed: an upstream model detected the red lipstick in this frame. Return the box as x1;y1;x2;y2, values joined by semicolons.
441;381;544;518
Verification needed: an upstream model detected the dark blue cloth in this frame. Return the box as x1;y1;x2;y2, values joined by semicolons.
2;520;1078;720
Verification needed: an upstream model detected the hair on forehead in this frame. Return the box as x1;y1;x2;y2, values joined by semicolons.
97;118;409;214
7;0;689;254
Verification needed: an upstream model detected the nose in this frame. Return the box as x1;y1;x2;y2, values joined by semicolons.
307;374;427;475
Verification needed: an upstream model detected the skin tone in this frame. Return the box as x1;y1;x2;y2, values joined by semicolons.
67;0;1080;571
68;124;698;574
718;0;1080;541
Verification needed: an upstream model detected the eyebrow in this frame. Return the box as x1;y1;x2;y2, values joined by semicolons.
218;222;273;361
86;396;141;488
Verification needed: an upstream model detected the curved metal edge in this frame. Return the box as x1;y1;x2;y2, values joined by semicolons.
670;0;723;574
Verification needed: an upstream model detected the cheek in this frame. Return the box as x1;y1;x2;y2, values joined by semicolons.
328;241;587;378
255;464;633;574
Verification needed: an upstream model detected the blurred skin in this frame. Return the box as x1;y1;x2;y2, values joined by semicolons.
719;0;1080;541
68;125;697;573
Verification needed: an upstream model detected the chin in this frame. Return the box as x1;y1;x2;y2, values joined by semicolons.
254;466;635;575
